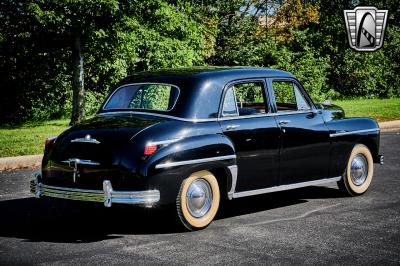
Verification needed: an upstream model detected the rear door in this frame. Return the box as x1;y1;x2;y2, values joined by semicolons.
218;80;281;191
267;78;331;185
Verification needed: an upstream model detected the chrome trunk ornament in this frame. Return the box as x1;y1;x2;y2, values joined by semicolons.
71;134;100;144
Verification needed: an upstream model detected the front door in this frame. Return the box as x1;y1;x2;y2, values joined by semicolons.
218;80;280;191
268;78;331;185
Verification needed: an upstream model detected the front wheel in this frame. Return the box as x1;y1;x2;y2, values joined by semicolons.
176;170;220;231
338;144;374;196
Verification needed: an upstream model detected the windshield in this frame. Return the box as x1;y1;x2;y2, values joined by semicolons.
103;83;180;111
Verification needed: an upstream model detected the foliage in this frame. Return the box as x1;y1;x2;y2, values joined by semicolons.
0;0;209;124
129;85;173;111
334;49;397;98
274;0;320;43
0;0;399;125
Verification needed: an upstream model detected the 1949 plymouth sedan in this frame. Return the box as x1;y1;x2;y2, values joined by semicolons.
31;67;383;230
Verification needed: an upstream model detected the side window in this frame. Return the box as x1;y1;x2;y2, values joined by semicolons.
222;82;267;117
272;81;310;112
222;87;238;116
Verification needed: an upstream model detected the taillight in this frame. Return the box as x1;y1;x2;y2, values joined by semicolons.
144;144;158;155
45;136;57;149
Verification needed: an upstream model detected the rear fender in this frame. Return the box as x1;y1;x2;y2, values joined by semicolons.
141;134;236;176
140;134;237;205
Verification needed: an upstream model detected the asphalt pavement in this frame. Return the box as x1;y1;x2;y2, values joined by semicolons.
0;133;399;265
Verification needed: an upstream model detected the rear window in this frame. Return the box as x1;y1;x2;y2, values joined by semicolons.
103;84;180;111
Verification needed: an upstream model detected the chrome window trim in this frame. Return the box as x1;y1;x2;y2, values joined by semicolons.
155;155;236;169
97;111;216;122
217;110;313;121
221;87;239;117
218;113;273;121
98;109;314;123
329;128;380;137
270;110;314;116
102;82;181;112
269;77;317;111
232;176;342;198
218;79;271;119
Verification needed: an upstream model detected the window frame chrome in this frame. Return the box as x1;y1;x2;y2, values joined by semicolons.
267;77;317;114
218;78;272;119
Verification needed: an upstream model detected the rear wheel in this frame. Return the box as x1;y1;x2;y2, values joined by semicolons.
338;144;374;196
176;170;220;230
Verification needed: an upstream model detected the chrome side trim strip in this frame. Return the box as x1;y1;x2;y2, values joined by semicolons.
155;155;236;169
232;176;342;199
329;128;380;137
147;138;182;146
227;165;238;200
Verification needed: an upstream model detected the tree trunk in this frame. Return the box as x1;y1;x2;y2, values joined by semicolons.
70;32;85;126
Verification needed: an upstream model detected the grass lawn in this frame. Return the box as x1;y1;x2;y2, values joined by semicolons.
0;119;69;157
0;98;399;157
334;98;400;122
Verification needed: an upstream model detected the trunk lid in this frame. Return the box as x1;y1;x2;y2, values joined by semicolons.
42;113;167;189
50;113;163;163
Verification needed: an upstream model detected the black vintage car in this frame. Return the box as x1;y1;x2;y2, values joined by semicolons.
31;67;383;230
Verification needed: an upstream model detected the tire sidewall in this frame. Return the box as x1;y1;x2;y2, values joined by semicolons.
345;144;374;195
178;170;220;230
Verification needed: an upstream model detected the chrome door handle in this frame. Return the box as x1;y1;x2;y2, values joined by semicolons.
278;120;291;125
226;124;240;130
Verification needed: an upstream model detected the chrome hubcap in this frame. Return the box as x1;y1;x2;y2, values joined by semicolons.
350;154;368;186
186;179;212;218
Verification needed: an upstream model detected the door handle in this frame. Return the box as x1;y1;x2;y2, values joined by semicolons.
226;124;240;130
278;120;291;125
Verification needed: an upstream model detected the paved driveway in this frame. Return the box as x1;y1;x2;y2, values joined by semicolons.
0;133;399;265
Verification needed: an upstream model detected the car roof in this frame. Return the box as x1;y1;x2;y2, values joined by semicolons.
121;67;294;84
104;67;297;120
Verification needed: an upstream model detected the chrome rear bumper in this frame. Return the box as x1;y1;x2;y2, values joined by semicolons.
30;176;160;207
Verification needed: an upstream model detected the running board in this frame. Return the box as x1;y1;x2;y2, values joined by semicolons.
232;176;342;199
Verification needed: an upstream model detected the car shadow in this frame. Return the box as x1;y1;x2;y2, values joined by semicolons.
0;185;343;243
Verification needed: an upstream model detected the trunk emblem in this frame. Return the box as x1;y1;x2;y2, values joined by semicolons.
71;134;100;144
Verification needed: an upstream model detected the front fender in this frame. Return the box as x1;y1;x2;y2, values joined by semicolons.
326;117;380;177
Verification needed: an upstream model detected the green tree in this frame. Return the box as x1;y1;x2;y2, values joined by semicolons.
0;0;209;124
